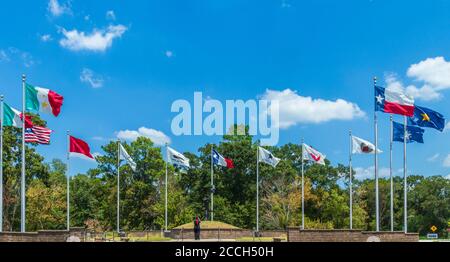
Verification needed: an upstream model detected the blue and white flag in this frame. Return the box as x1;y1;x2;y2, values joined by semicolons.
258;147;280;168
393;121;425;144
167;146;190;169
408;105;445;132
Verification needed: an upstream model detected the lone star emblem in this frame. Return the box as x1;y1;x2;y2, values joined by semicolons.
421;113;430;122
376;95;384;104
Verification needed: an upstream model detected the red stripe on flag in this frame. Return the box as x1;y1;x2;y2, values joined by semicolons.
383;101;415;117
48;90;64;117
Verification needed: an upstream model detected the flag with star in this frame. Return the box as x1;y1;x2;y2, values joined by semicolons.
393;121;425;144
408;105;445;132
26;83;64;117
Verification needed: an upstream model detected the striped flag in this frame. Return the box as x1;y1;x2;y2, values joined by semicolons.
25;126;52;144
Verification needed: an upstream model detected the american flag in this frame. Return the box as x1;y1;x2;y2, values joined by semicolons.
25;126;52;145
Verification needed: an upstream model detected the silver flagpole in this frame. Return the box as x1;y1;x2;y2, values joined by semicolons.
256;145;259;233
301;139;305;230
66;131;70;231
349;131;353;230
374;76;380;232
0;95;3;233
390;115;394;232
164;143;168;232
117;140;120;234
21;74;26;233
403;116;408;233
210;145;214;221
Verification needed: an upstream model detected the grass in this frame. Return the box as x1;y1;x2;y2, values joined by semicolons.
174;221;240;230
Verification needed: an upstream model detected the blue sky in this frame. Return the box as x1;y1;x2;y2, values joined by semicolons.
1;0;450;179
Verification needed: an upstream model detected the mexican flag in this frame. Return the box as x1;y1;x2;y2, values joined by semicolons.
3;103;24;127
26;84;64;117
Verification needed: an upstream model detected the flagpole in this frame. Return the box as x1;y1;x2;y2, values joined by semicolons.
0;95;3;233
373;76;380;232
210;145;214;221
66;131;70;231
403;116;408;233
164;143;168;232
349;131;353;230
301;139;305;230
21;74;26;233
117;140;120;234
256;145;259;234
390;115;394;232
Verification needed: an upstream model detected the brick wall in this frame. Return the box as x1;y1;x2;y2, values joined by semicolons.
287;228;419;242
165;229;287;240
0;228;87;242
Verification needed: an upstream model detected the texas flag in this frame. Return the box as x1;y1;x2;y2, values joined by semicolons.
375;86;415;117
212;149;234;169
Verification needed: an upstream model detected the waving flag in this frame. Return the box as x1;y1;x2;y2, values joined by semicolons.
393;121;424;144
352;135;382;154
2;103;33;128
119;143;137;171
167;147;190;169
212;149;234;169
25;126;52;144
26;84;64;117
375;86;415;117
302;143;326;165
258;147;280;168
408;105;445;132
69;136;95;160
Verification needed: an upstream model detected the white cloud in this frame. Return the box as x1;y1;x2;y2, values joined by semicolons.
353;166;396;181
444;122;450;132
385;56;450;101
59;25;127;52
40;34;53;42
106;10;116;21
443;154;450;167
260;89;365;129
117;127;171;146
385;73;441;101
165;50;174;58
445;174;450;180
407;57;450;89
427;153;440;162
48;0;71;17
80;68;104;88
0;50;9;62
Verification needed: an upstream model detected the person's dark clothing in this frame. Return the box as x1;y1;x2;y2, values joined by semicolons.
194;217;201;240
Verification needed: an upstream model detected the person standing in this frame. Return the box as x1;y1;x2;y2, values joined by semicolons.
194;216;201;240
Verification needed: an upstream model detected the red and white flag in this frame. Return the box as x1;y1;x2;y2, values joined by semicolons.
69;136;94;160
302;143;326;165
25;126;52;144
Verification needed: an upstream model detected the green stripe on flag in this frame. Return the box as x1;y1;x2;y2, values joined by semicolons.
25;83;39;113
3;103;17;127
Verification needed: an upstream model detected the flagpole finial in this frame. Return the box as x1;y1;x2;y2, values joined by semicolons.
0;94;3;101
373;76;377;84
22;74;26;82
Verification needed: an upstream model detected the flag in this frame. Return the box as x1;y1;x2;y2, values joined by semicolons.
167;147;190;169
69;136;94;160
25;126;52;144
302;143;326;165
258;147;280;168
393;121;425;144
2;103;33;128
212;149;234;169
119;143;137;171
408;105;445;132
26;83;64;117
351;135;382;154
375;86;415;117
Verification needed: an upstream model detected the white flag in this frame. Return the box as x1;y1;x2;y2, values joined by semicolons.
351;136;382;154
119;143;137;171
302;143;326;165
167;147;190;169
258;147;281;168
